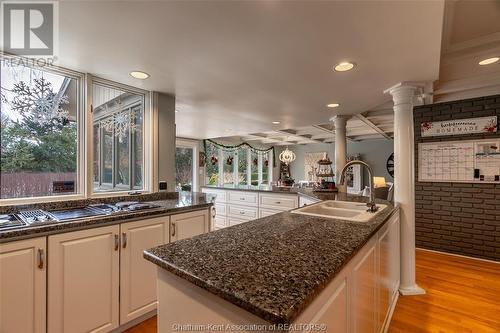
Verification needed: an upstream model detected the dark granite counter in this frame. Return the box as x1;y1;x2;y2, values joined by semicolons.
144;193;397;325
0;192;214;243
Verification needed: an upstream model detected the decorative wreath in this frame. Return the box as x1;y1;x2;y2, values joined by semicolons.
211;156;218;166
226;156;234;166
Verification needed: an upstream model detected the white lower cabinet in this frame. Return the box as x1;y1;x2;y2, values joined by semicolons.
0;237;47;333
352;238;378;333
48;225;120;333
120;217;169;325
170;209;210;242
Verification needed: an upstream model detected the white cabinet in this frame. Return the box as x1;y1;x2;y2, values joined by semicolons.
227;190;258;206
171;209;210;242
378;213;400;330
120;217;169;325
48;225;120;333
299;194;320;207
228;204;259;220
351;238;378;333
0;237;46;333
203;188;228;230
259;193;298;211
259;208;283;218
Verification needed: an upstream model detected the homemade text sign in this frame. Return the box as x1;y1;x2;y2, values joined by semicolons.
421;116;497;137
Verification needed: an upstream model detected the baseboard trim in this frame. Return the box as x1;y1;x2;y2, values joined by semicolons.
416;247;500;265
382;291;400;333
110;310;156;333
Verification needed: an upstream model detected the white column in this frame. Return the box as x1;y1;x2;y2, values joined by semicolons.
333;116;348;192
384;82;425;296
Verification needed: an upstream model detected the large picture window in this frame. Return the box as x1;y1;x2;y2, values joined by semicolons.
204;141;273;187
92;82;145;192
1;62;81;199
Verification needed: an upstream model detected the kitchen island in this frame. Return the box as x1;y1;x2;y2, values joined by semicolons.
144;193;400;333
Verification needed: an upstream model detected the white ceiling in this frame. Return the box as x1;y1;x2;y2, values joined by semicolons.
56;1;445;139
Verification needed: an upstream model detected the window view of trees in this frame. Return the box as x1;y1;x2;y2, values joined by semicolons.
238;149;248;185
175;147;193;191
205;144;219;185
92;83;144;192
1;64;79;199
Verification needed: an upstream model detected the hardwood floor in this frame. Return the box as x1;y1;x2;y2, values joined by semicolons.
389;249;500;333
124;249;500;333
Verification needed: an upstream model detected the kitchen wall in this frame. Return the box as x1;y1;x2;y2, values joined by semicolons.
157;92;176;191
414;94;500;261
274;139;394;185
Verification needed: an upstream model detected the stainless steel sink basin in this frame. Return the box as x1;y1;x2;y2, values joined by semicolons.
292;200;387;222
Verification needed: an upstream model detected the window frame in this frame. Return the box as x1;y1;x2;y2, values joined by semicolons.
175;138;200;192
204;146;273;187
87;75;152;198
0;55;86;205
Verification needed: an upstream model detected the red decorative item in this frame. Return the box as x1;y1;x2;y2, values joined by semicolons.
483;119;497;133
264;160;269;167
421;122;433;132
211;156;218;166
226;156;234;166
253;158;258;166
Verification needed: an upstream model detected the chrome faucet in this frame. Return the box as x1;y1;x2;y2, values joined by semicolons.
338;160;378;213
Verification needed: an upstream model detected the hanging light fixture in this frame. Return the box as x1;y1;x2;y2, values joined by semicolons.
279;147;296;165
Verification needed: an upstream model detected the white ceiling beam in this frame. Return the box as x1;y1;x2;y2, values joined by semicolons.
354;114;393;140
312;124;358;142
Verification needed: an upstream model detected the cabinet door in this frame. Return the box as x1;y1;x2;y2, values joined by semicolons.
48;225;120;333
352;239;377;333
0;237;46;333
120;217;169;325
171;209;209;242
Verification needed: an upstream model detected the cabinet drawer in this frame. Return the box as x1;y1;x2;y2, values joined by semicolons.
214;203;227;216
201;188;227;203
259;193;298;210
259;208;283;218
228;204;258;220
213;216;227;230
227;216;248;226
227;191;258;206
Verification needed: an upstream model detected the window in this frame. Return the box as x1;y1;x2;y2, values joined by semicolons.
238;148;248;185
223;151;235;185
1;62;82;199
175;147;193;191
92;82;145;192
204;141;273;187
205;143;219;185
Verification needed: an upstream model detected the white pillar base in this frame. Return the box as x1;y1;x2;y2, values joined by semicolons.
399;285;426;296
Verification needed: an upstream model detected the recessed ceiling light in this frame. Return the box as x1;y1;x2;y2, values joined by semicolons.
334;62;355;72
129;71;150;79
327;103;340;108
272;121;281;124
479;57;499;66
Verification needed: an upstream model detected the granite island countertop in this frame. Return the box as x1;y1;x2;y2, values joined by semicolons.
144;193;397;325
0;191;214;243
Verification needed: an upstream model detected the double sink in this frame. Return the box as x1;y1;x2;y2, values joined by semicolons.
292;200;387;222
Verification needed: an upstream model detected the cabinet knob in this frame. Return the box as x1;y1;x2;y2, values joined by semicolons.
275;201;281;204
37;248;44;269
240;197;245;200
240;211;245;215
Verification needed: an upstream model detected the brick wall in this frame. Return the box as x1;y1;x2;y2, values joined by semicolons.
414;94;500;261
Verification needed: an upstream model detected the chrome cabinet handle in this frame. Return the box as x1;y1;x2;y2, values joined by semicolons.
240;197;245;200
172;222;176;237
37;248;44;269
122;232;127;248
239;211;245;215
212;207;216;219
275;201;281;204
114;234;119;251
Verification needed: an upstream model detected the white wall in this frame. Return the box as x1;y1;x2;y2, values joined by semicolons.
157;93;176;191
274;139;394;185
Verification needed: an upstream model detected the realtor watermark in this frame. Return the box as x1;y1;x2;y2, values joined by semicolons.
1;0;59;66
171;323;328;332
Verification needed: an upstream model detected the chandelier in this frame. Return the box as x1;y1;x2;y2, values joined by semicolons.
279;147;296;165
